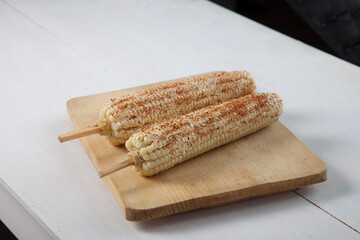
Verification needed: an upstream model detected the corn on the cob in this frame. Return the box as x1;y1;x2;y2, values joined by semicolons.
125;93;283;176
96;71;256;145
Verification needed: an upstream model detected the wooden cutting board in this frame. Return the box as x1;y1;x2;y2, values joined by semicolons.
66;75;327;221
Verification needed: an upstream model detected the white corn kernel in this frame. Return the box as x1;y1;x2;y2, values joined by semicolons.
108;115;116;123
111;123;121;131
147;146;155;153
139;148;148;156
150;152;157;160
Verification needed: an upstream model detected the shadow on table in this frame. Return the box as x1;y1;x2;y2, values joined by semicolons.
134;152;350;234
296;160;352;201
281;111;353;200
134;191;301;233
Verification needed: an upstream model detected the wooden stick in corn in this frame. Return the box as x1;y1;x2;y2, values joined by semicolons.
58;126;102;143
98;93;283;177
58;71;256;144
98;159;134;178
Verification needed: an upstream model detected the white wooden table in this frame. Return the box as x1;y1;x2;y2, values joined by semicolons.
0;0;359;239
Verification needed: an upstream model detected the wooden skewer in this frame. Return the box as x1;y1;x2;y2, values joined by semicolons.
98;159;134;178
58;126;102;143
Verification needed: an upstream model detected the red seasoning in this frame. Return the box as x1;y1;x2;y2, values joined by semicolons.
96;71;256;145
126;93;283;176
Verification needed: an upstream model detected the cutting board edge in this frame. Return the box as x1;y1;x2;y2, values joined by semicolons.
122;168;326;221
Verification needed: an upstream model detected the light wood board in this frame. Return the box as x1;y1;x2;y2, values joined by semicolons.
67;76;327;221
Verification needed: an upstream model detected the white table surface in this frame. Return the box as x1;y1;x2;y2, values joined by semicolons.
0;0;359;239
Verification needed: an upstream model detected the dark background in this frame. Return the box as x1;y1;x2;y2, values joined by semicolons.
212;0;360;66
230;1;336;55
212;0;337;56
0;221;15;240
0;0;350;239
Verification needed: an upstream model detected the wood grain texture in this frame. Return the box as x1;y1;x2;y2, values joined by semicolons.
67;76;327;221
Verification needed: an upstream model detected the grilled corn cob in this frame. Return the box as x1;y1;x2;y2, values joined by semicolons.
125;93;283;176
96;71;256;145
